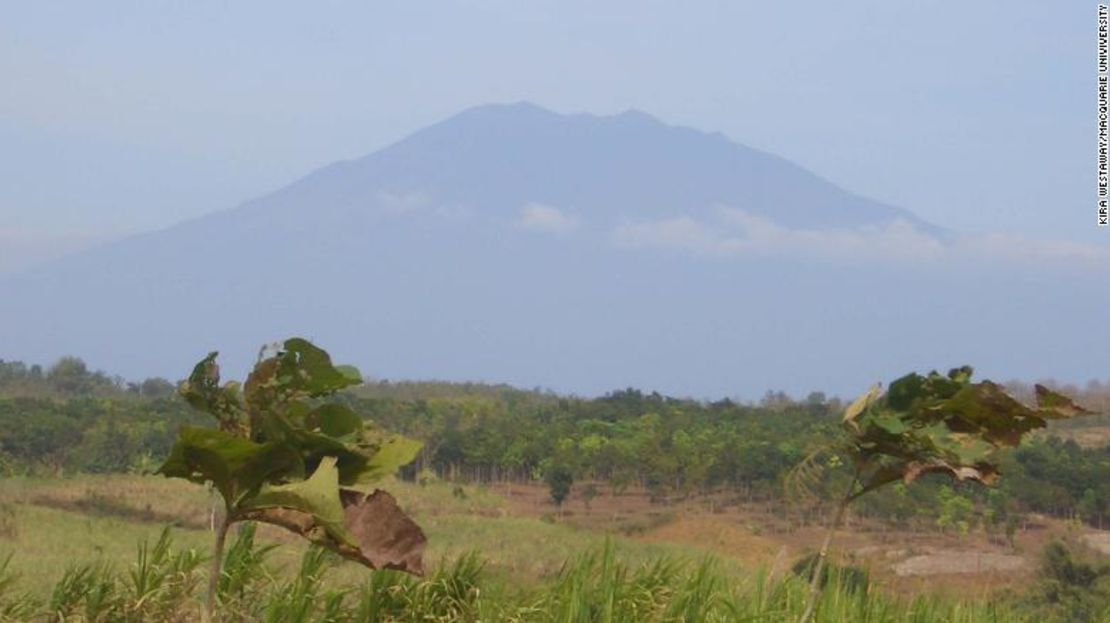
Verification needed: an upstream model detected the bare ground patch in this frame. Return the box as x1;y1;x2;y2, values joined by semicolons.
1081;532;1110;555
891;549;1027;576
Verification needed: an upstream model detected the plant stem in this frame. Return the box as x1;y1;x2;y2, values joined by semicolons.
203;511;232;623
798;469;860;623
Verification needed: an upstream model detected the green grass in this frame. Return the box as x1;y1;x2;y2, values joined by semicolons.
0;475;718;596
0;475;1033;621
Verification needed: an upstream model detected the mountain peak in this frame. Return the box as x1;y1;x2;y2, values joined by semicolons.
452;101;558;121
334;102;932;232
449;102;666;128
612;108;660;123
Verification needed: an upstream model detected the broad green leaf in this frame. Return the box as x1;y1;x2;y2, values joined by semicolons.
354;436;423;485
278;338;362;396
240;457;353;546
307;404;364;437
290;429;371;485
335;365;363;384
871;413;908;435
157;427;302;504
884;374;925;411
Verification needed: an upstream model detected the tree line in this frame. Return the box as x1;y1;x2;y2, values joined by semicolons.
1;356;1108;531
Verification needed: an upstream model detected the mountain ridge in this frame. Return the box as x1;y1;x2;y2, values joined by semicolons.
0;102;1103;398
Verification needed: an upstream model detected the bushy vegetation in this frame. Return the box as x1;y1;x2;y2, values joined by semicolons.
2;356;1107;533
1020;541;1110;622
2;350;1109;621
0;526;1024;622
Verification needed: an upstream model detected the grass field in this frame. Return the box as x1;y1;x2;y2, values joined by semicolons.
0;474;1083;621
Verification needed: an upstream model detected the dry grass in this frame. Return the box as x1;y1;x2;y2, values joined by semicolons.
2;474;1106;605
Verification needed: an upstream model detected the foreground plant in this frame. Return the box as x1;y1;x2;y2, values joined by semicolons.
157;338;426;621
790;366;1092;623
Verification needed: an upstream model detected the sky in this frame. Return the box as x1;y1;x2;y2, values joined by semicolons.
0;1;1098;274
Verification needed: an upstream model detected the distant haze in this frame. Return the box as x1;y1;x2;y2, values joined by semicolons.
0;104;1104;399
0;2;1095;267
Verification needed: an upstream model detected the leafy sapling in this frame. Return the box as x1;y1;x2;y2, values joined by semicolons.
792;366;1092;623
157;338;426;621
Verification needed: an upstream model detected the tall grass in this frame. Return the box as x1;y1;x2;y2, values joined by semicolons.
0;529;1024;622
526;541;1018;623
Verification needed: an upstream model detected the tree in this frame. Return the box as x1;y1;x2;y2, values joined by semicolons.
157;338;426;621
139;377;176;398
545;463;573;510
581;483;599;513
935;486;974;536
47;357;91;395
790;366;1092;623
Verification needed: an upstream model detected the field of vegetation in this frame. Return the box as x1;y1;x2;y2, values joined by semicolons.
1;350;1109;621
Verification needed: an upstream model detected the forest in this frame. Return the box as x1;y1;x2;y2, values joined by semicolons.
2;356;1108;533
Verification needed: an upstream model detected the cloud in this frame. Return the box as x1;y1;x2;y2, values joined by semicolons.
517;202;579;232
612;206;1110;269
375;190;431;213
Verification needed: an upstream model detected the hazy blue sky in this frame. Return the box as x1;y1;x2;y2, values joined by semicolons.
0;1;1096;272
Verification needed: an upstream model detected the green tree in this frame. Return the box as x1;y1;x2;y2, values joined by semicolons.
139;377;176;398
935;486;974;536
47;357;92;395
545;463;573;510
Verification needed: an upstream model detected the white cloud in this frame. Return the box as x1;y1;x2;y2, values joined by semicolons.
612;205;1110;269
517;202;579;232
375;190;431;213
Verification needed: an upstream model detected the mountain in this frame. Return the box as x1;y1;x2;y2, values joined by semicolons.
0;103;1104;397
240;102;935;232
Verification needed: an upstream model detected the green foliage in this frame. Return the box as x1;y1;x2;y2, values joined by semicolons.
0;529;1030;622
1;356;1105;532
35;528;204;622
0;553;37;621
795;367;1093;623
1022;542;1110;622
840;367;1091;501
791;553;870;593
158;338;426;577
220;524;278;601
935;486;975;535
545;464;574;508
262;547;347;623
356;553;484;622
155;338;427;621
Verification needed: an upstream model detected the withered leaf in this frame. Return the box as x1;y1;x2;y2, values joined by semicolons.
1035;384;1094;419
243;488;426;575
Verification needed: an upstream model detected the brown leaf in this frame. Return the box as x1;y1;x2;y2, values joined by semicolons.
340;489;427;574
241;488;426;575
1035;385;1094;419
903;461;998;486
